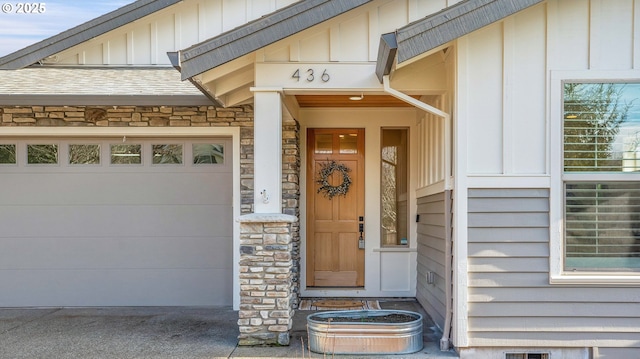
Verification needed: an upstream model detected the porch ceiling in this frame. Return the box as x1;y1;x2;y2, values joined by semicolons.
295;94;420;108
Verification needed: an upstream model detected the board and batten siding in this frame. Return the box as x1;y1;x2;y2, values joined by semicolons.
260;0;455;64
47;0;300;66
416;191;452;330
467;188;640;349
461;0;640;177
46;0;462;67
460;2;547;176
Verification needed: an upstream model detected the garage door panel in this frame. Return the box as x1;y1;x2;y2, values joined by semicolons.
1;137;234;307
0;236;232;270
0;268;232;306
1;172;232;206
0;205;232;238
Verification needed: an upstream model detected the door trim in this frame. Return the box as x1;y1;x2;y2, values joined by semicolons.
300;107;420;299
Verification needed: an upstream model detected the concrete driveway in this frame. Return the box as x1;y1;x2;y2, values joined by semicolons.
0;300;459;358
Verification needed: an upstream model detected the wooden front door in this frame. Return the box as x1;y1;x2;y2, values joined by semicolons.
306;128;365;287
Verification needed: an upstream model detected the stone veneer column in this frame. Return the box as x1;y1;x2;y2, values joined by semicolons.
237;213;298;346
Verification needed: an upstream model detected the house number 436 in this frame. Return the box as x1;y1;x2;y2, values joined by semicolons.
292;69;330;82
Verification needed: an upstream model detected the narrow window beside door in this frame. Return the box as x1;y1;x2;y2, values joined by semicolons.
381;128;409;246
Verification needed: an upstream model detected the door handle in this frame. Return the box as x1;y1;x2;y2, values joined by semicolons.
358;216;365;249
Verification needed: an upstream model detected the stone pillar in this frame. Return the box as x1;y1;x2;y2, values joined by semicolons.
237;213;298;346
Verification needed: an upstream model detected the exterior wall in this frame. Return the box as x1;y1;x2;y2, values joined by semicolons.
457;0;640;352
261;0;453;64
0;104;302;308
460;3;547;176
282;117;301;306
46;0;299;66
416;191;452;330
467;188;640;348
238;214;297;346
47;0;464;67
467;188;549;346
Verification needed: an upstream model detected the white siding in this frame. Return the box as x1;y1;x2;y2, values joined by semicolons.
460;4;547;175
262;0;450;63
507;5;546;174
46;0;454;67
465;23;504;174
48;0;299;66
548;0;640;71
418;111;446;188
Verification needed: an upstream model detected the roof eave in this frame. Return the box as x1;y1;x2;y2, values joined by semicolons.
395;0;545;64
178;0;373;81
168;51;224;107
375;32;398;83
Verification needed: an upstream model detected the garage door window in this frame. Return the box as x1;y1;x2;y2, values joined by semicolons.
27;144;58;164
69;144;100;165
193;144;224;164
152;144;183;164
0;144;16;164
111;144;142;165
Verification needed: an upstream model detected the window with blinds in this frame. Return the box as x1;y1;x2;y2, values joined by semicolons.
563;82;640;270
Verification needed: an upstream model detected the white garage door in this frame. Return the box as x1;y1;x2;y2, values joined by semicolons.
0;138;233;306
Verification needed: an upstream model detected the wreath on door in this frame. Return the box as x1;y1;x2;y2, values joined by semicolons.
316;160;352;199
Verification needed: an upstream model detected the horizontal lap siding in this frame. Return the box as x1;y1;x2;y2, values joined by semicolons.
416;191;451;329
467;188;640;348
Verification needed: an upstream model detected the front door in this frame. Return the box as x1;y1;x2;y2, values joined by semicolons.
306;128;365;287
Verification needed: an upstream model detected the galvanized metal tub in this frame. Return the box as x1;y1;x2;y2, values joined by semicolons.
307;309;423;355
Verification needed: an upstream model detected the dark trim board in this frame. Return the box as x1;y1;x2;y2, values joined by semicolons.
395;0;544;63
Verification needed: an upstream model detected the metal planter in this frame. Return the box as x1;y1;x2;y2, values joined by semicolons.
307;309;423;355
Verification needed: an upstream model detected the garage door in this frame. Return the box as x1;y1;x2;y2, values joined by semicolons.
0;138;233;306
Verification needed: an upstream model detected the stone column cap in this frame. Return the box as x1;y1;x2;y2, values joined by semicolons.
237;213;298;223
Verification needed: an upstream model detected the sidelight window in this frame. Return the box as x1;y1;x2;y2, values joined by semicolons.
381;128;409;246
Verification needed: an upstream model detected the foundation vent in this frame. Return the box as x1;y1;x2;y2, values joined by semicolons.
506;354;549;359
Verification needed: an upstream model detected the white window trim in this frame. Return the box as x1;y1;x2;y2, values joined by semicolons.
550;70;640;285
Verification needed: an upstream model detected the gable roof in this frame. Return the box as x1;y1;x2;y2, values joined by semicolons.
395;0;544;64
178;0;544;86
375;0;544;81
0;0;180;70
177;0;372;80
